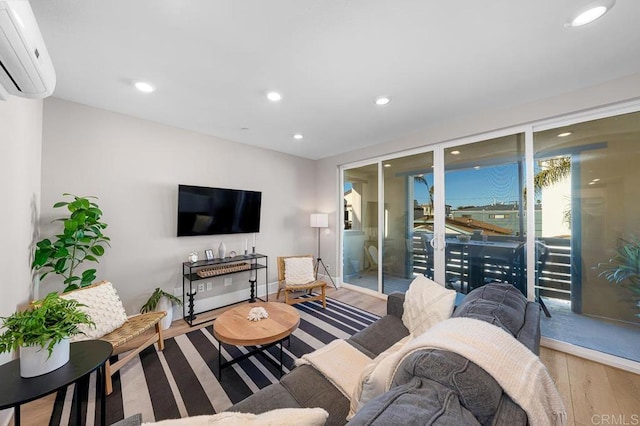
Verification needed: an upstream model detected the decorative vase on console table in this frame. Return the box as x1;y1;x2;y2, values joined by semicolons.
218;241;227;259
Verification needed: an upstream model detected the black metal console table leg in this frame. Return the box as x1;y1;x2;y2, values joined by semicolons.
14;405;20;426
249;279;257;303
188;292;196;323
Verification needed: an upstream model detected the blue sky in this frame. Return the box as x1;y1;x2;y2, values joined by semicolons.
415;164;520;208
345;164;521;209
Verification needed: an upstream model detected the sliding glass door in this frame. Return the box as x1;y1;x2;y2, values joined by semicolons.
381;152;434;294
342;151;435;293
533;110;640;362
343;164;379;291
442;134;527;295
340;107;640;366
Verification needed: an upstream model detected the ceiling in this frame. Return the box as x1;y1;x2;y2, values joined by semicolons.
29;0;640;160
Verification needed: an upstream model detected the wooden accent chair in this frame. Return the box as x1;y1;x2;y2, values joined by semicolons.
63;281;166;395
277;255;327;308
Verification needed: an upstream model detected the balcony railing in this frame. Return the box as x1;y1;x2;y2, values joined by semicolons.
410;232;571;300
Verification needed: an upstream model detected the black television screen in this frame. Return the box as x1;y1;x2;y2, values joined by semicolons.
177;185;262;236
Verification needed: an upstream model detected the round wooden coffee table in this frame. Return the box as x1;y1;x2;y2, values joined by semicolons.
213;302;300;378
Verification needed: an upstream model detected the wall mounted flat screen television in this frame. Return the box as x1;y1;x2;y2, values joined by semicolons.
177;185;262;236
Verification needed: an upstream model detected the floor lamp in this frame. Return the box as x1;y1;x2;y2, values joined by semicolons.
310;213;337;289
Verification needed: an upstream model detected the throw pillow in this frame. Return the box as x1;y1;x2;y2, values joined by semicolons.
141;408;329;425
349;335;412;418
284;257;315;285
402;275;456;337
61;281;128;341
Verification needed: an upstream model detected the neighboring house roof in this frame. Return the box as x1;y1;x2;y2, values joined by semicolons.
414;216;513;236
455;203;542;212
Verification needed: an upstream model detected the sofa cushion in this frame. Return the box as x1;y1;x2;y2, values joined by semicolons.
348;314;409;357
350;335;412;417
452;282;528;338
402;275;456;337
227;383;302;414
280;364;351;426
391;350;504;424
348;377;481;426
143;408;328;425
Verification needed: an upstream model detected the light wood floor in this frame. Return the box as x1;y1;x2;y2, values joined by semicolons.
12;287;640;426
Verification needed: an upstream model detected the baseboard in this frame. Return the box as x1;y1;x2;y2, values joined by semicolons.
339;282;387;300
541;336;640;374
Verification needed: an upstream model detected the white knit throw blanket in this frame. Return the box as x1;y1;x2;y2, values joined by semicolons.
295;339;372;399
389;318;567;426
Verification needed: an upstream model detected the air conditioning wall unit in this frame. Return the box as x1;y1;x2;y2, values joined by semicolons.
0;0;55;100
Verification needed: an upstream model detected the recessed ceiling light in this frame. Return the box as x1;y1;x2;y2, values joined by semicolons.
134;81;155;93
451;150;461;155
474;166;481;170
375;96;391;106
266;91;282;102
557;132;572;137
566;1;614;27
383;164;391;168
592;178;601;182
588;181;595;185
293;133;303;140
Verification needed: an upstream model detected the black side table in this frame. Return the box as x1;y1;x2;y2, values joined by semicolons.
0;340;112;426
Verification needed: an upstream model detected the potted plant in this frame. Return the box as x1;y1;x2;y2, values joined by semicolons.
596;234;640;318
140;288;183;330
0;292;94;377
32;194;110;293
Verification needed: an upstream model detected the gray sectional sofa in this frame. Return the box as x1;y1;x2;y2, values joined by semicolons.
228;282;541;425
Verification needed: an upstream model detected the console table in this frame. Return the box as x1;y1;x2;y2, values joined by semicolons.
0;340;112;426
182;253;268;326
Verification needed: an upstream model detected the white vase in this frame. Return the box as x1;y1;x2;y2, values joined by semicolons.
218;241;227;259
20;338;70;378
157;296;173;330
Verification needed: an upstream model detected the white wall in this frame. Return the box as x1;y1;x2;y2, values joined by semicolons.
0;96;43;426
316;72;640;277
40;98;317;314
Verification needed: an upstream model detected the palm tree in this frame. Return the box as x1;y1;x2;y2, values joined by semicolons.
534;157;572;226
534;157;571;194
414;175;434;214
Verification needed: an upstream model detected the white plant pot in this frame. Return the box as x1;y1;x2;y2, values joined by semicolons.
20;338;70;378
157;296;173;330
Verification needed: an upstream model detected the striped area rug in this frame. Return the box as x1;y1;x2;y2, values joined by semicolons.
49;297;379;425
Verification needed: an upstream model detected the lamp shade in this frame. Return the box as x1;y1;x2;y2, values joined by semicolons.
310;213;329;228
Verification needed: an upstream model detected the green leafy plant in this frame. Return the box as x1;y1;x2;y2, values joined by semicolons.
0;292;94;357
596;235;640;317
140;288;183;314
32;194;110;293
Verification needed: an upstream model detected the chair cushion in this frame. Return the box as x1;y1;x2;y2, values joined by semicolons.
61;281;128;341
402;275;456;337
284;257;315;285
